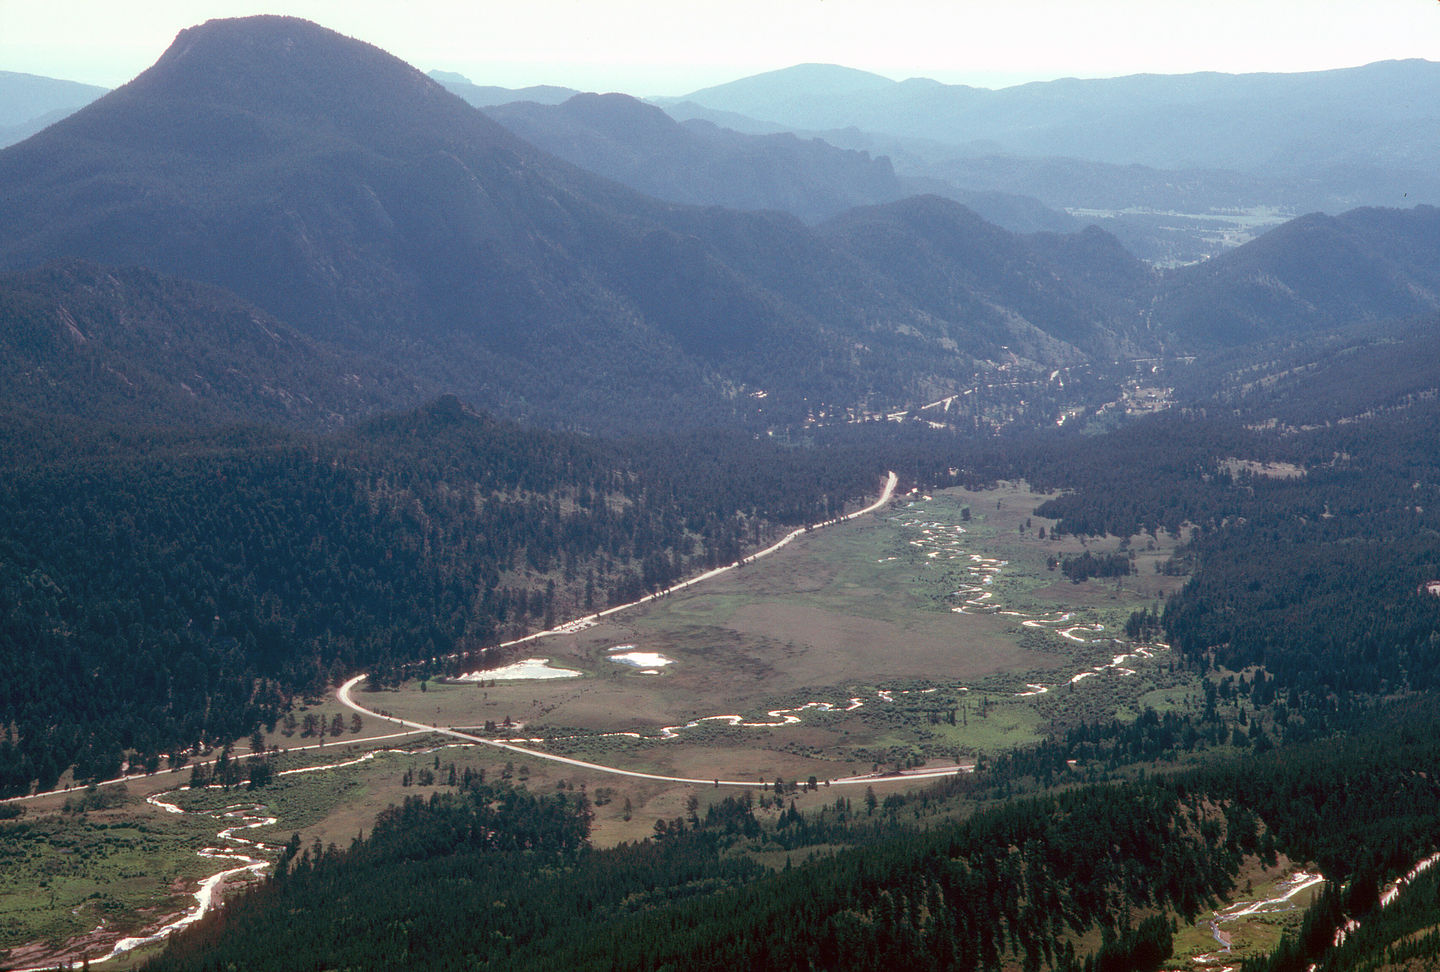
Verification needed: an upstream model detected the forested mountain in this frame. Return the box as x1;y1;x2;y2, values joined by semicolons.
480;83;1086;239
1183;316;1440;428
0;16;1172;433
0;259;420;429
819;198;1155;357
0;17;739;430
4;17;1436;436
484;92;907;223
1155;206;1440;345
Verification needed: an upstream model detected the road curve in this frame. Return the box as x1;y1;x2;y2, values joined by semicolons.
336;471;969;788
337;675;965;787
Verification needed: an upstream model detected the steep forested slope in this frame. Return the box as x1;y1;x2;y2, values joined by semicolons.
0;260;419;428
820;198;1154;357
144;774;1251;972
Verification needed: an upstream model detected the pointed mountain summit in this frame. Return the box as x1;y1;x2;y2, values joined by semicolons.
116;16;498;148
0;16;548;342
0;17;761;427
0;17;524;338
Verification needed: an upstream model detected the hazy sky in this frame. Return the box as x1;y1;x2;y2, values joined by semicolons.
5;0;1440;94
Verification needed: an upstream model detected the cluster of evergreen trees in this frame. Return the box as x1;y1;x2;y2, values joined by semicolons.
1059;550;1133;582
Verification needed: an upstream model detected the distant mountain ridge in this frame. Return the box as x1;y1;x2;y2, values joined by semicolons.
0;71;108;148
483;92;908;223
3;18;1438;436
0;71;107;129
666;59;1440;174
427;69;580;107
659;59;1440;263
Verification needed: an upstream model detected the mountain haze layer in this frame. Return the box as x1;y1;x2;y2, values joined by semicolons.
662;59;1440;264
0;71;108;149
670;60;1440;175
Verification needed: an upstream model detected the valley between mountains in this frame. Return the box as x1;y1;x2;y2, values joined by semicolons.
6;13;1440;972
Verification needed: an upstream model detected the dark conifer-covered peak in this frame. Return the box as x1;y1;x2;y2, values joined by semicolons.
822;192;994;236
29;15;529;162
821;193;1133;277
818;194;1037;293
1026;223;1158;297
419;392;478;424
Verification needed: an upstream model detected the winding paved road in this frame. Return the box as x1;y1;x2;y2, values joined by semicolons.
338;675;963;787
337;471;970;787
